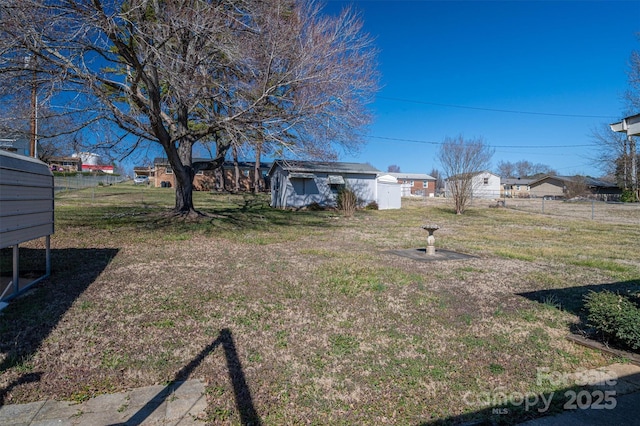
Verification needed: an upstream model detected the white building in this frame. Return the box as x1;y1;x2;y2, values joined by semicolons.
445;171;501;199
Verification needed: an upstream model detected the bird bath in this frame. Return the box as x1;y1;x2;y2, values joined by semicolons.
421;224;440;255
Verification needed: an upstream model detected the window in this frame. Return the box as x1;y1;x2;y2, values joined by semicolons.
166;166;173;174
196;170;204;176
483;177;489;185
409;180;414;186
423;180;428;187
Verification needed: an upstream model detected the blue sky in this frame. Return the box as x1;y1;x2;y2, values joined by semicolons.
322;0;640;177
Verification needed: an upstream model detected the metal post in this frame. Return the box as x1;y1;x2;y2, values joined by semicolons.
591;200;595;220
12;245;19;295
630;136;638;200
45;235;51;276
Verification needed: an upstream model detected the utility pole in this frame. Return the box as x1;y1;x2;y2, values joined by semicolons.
26;55;37;158
30;79;37;158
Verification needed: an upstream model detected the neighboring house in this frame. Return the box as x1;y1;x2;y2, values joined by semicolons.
152;158;270;191
501;178;533;198
46;156;82;172
529;175;621;199
445;171;501;199
81;164;114;174
133;166;154;179
387;173;436;197
269;160;395;209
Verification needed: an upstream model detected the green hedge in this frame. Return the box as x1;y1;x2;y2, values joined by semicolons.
584;290;640;351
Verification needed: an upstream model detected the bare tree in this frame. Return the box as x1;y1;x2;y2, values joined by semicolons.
439;135;494;214
387;164;401;173
496;160;555;178
626;42;640;113
590;123;638;190
429;168;443;194
496;161;516;179
564;176;589;199
0;0;378;215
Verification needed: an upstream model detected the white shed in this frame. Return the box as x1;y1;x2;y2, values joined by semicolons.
376;174;401;210
0;150;54;305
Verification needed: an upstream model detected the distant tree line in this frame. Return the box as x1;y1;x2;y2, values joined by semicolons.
495;160;556;179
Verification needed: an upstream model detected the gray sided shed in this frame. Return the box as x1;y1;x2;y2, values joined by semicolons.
0;150;54;305
269;160;380;209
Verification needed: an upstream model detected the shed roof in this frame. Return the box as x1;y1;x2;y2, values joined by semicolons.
0;149;52;177
269;160;380;176
387;172;436;180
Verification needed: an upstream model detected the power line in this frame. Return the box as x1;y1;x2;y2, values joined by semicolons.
376;96;619;119
366;134;599;149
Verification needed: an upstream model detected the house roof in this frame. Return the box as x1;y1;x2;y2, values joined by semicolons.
445;170;498;181
153;157;271;169
501;178;534;186
387;172;436;180
269;160;381;176
529;175;618;189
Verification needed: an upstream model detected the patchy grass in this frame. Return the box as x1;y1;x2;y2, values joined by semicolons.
0;188;638;425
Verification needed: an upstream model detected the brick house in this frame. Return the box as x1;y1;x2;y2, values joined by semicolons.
387;173;436;197
152;158;270;191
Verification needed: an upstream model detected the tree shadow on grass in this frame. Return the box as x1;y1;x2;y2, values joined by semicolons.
517;279;640;326
0;247;119;406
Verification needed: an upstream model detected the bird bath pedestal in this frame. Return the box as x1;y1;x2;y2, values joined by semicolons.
422;224;440;255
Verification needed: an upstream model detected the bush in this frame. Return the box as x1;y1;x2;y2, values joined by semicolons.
337;187;357;217
365;201;379;210
620;189;639;203
307;202;324;211
584;290;640;350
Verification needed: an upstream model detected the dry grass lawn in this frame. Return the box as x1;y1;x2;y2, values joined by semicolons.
1;185;639;425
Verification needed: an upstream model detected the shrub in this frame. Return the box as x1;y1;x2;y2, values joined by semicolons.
307;202;324;211
620;189;639;203
337;187;357;217
365;201;379;210
584;290;640;350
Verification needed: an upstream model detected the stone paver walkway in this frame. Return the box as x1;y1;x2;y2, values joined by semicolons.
0;379;207;426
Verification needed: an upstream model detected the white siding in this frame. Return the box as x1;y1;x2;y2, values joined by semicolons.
472;172;501;198
377;182;401;209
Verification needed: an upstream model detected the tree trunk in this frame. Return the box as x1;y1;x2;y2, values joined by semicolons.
232;144;240;193
170;138;197;215
174;169;195;213
253;143;262;193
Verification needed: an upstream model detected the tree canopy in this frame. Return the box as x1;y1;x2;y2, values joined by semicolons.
0;0;379;214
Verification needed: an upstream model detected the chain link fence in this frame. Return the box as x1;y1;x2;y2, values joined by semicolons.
501;198;640;225
54;174;128;193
